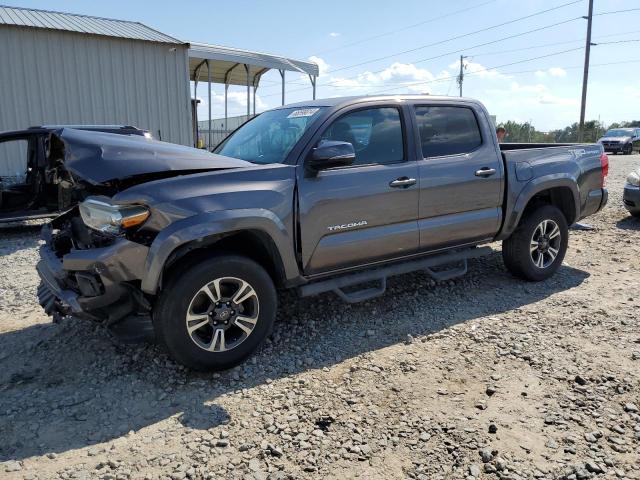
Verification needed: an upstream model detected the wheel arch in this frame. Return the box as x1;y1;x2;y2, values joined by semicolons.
162;229;287;290
141;209;299;294
504;177;579;236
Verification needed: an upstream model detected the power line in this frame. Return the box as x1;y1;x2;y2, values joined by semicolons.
594;39;640;45
201;60;640;119
291;38;639;91
260;16;584;98
324;0;585;75
258;5;640;99
264;29;640;90
365;46;586;95
313;0;497;55
594;7;640;16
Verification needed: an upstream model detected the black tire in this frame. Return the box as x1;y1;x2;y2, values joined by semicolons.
154;254;277;371
624;144;633;155
502;205;569;282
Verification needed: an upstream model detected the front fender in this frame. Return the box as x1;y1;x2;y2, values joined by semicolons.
501;175;580;238
140;209;298;294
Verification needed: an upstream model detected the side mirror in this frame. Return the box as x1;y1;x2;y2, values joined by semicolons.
307;140;355;171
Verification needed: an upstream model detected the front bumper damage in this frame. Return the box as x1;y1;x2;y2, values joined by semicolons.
36;212;151;324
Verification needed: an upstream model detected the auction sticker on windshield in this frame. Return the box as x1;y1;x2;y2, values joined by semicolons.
287;108;320;118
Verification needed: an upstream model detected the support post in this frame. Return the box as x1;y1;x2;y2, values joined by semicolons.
193;77;198;147
309;74;317;100
578;0;594;142
244;64;250;118
206;60;212;150
253;86;257;116
279;69;285;106
192;60;206;147
224;84;228;131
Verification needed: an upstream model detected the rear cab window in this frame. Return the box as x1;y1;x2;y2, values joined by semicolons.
413;105;483;158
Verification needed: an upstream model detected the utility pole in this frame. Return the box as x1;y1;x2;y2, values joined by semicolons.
578;0;594;142
457;55;467;97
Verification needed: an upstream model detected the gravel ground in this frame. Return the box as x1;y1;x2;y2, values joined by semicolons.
1;155;639;480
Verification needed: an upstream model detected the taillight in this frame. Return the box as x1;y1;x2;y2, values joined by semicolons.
600;152;609;187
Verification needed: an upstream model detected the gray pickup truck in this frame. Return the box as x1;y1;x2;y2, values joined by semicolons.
36;95;609;370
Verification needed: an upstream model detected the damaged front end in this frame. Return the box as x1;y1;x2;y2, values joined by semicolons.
37;207;151;326
36;128;253;334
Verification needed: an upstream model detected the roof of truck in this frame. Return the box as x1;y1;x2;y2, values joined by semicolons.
276;95;480;109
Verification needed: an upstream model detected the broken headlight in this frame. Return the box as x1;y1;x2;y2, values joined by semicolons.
79;197;149;234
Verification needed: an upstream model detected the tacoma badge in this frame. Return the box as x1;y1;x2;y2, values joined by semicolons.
328;220;368;232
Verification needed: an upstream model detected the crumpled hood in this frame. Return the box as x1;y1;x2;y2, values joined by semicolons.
599;136;631;143
51;128;252;185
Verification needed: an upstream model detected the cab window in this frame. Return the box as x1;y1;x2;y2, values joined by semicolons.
320;107;404;166
414;106;482;158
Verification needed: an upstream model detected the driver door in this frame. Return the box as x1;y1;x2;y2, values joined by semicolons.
297;104;420;275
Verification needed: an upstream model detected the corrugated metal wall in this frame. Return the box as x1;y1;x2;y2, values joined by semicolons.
0;26;192;154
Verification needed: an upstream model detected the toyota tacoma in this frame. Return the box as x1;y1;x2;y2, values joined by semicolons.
36;96;609;370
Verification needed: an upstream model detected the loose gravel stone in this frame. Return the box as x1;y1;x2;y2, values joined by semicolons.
1;156;640;479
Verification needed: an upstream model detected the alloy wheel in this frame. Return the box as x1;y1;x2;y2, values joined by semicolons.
185;277;259;352
530;219;561;269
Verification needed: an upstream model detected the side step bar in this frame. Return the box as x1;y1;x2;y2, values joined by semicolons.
298;246;493;303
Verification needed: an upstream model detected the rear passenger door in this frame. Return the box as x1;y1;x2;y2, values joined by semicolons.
412;103;503;251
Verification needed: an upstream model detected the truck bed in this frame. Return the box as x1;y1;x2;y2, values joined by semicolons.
497;142;606;237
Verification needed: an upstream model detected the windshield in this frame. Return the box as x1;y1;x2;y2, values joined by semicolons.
214;107;325;164
604;129;633;137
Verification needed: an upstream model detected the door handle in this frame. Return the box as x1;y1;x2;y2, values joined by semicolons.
389;177;417;188
475;168;497;177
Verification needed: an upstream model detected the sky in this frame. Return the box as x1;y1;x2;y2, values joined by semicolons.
11;0;640;130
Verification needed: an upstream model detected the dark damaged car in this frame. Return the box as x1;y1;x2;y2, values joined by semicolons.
0;125;150;222
597;127;640;155
36;96;609;370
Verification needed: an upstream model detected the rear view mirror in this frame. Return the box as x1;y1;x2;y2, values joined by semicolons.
308;140;355;171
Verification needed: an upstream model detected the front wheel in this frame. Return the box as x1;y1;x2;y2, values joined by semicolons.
502;205;569;281
624;144;633;155
154;255;277;371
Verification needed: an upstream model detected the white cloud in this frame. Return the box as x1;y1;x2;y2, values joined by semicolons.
328;32;340;37
193;87;268;119
449;59;508;80
221;91;268;110
509;82;547;94
308;55;330;75
549;67;567;78
490;81;577;107
327;62;444;94
535;67;567;78
623;85;640;98
537;93;577;106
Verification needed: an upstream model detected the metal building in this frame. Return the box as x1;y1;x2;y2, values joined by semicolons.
0;5;319;158
0;6;193;145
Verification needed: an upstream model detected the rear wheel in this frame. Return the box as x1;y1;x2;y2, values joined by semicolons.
154;255;277;370
502;205;568;281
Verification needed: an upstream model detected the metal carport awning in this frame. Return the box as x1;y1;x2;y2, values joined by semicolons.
188;42;319;147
